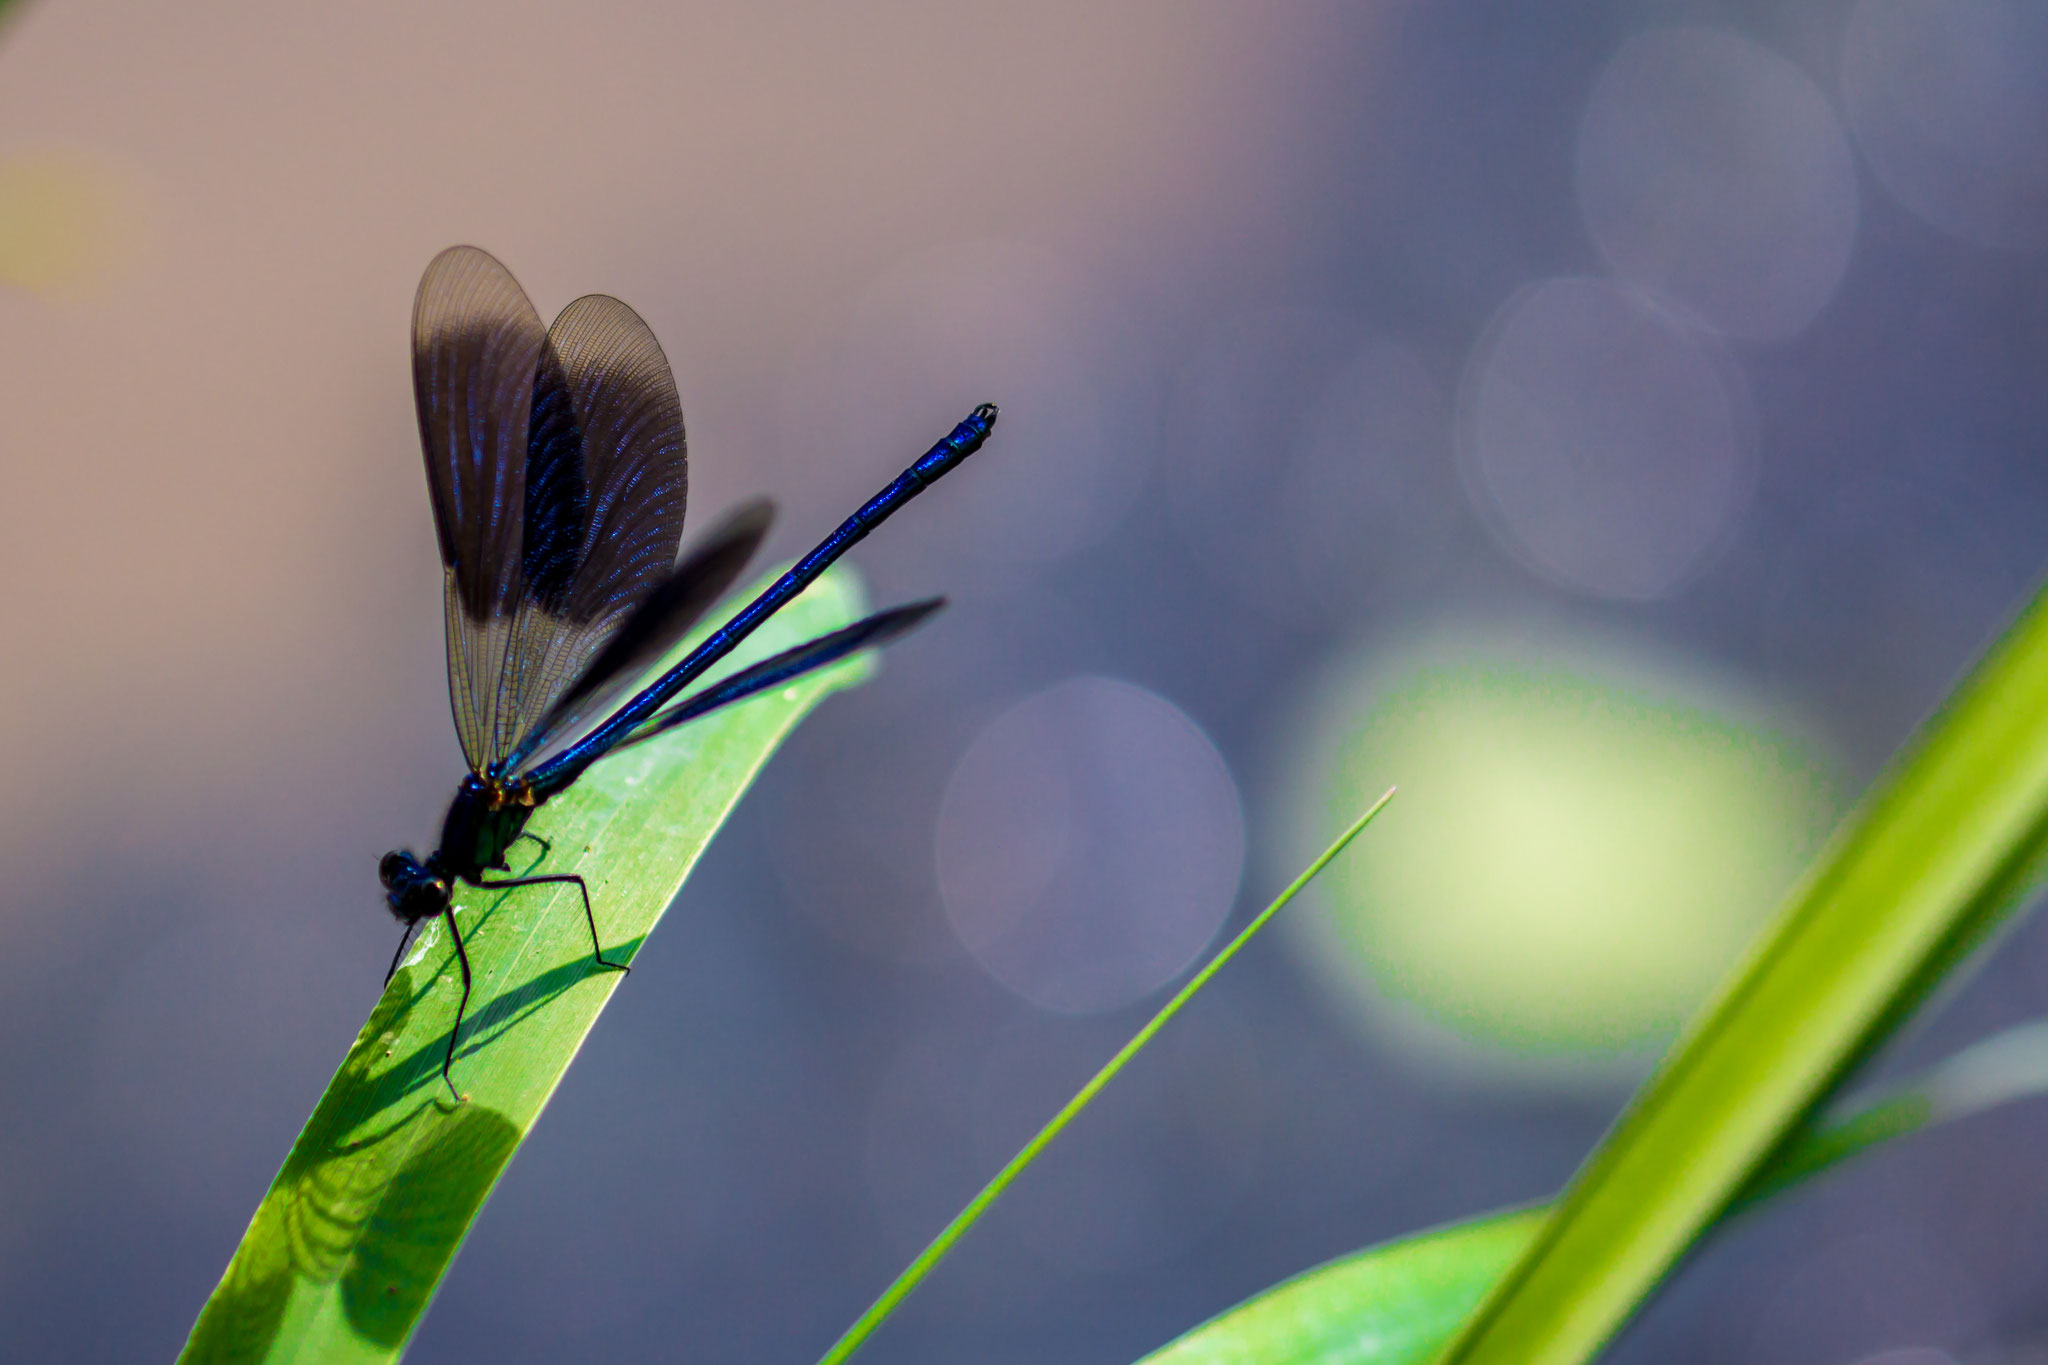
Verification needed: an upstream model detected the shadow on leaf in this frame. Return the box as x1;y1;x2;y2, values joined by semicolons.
180;972;521;1361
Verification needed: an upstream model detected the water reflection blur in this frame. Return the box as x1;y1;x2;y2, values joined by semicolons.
5;3;2048;1362
1166;314;1466;626
1747;1232;1982;1364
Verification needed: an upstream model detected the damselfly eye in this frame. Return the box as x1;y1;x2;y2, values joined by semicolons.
378;851;415;889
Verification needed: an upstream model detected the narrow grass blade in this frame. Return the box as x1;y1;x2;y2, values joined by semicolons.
815;790;1399;1365
1138;1010;2048;1365
1436;585;2048;1365
180;568;874;1365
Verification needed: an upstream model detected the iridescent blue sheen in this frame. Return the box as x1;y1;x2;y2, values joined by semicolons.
524;403;998;795
382;246;997;1098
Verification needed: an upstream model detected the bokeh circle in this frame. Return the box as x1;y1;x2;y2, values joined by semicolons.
1843;0;2048;251
936;676;1244;1014
1456;276;1755;601
1576;27;1858;340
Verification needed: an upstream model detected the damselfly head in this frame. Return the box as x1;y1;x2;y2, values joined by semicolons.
379;850;448;924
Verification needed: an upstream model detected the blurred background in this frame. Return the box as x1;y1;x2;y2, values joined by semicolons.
3;2;2047;1361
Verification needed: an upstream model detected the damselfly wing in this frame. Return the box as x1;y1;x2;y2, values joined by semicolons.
381;246;998;1097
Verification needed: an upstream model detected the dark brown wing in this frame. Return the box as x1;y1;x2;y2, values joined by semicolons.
493;293;691;770
412;245;548;772
506;499;771;773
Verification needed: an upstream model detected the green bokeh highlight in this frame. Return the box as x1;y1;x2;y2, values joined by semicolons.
1300;642;1841;1062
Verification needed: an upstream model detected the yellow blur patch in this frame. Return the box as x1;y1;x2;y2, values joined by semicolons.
1293;636;1841;1080
0;151;142;299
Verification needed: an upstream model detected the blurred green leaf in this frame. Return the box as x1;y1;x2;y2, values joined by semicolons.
1301;643;1840;1066
1436;584;2048;1365
1137;1008;2048;1365
180;569;873;1364
1141;1210;1539;1365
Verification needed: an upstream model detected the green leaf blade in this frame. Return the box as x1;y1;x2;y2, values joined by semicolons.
1141;1211;1543;1365
1436;586;2048;1365
817;792;1396;1365
1137;1007;2048;1365
181;567;875;1364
